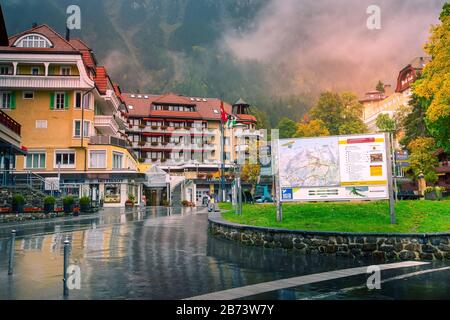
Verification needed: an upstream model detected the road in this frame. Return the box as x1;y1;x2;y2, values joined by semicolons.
0;206;448;300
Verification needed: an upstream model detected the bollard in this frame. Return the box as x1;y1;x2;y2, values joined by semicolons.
63;239;70;297
8;230;16;275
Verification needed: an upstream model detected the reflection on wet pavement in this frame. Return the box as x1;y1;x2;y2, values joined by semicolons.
0;207;448;300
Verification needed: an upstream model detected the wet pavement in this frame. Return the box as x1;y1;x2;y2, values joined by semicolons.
0;207;448;300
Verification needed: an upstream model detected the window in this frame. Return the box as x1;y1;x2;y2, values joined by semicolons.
83;92;92;109
89;150;106;168
36;120;47;129
31;67;39;75
55;92;65;109
61;67;71;76
0;92;12;109
14;34;52;48
112;152;123;169
55;151;75;168
83;121;90;137
23;91;34;100
74;92;82;108
74;120;90;137
0;65;12;75
25;152;46;169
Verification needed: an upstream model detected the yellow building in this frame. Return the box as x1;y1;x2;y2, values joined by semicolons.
0;24;143;207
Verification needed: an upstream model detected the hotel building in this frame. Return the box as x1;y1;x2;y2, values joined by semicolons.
0;23;143;207
123;93;264;205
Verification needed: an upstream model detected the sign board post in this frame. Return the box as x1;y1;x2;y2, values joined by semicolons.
385;133;396;224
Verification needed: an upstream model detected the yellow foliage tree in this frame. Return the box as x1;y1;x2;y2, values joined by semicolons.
413;3;450;150
295;119;330;137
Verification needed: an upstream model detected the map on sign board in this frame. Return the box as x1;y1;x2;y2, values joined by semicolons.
277;134;389;201
279;137;339;187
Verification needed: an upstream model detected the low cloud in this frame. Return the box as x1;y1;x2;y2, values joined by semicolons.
222;0;445;95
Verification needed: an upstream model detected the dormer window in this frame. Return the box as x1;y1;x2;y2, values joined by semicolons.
14;34;53;48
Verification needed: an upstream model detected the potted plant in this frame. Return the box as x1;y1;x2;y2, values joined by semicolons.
151;125;158;130
161;141;168;146
138;140;146;146
139;123;146;129
43;196;55;213
138;157;145;163
181;200;189;207
79;196;90;213
161;125;168;130
151;141;159;146
12;194;25;213
63;196;74;214
125;194;135;207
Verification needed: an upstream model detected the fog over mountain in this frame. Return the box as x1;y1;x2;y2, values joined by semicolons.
2;0;445;126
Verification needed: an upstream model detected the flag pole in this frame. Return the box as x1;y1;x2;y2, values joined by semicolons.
219;99;226;203
220;119;226;202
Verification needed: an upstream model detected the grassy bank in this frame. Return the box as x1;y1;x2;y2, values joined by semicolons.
219;200;450;233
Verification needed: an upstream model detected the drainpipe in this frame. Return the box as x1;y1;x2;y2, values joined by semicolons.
81;88;95;172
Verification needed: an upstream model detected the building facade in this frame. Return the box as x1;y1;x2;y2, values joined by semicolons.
361;57;431;133
123;93;264;205
0;24;143;207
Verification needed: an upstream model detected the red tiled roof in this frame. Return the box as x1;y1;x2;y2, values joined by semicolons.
122;93;236;121
154;93;196;105
4;24;78;52
93;66;110;95
236;114;257;123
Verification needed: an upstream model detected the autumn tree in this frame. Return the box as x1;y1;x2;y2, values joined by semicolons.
295;119;329;137
407;137;439;185
413;3;450;151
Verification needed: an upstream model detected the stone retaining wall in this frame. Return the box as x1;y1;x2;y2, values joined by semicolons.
209;215;450;261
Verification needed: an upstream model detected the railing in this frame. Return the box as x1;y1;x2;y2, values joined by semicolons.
89;135;129;148
0;75;82;89
128;125;219;136
0;109;21;136
94;115;120;133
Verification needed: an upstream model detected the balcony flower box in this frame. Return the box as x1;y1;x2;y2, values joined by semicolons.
161;158;167;163
161;141;168;146
138;141;146;146
161;126;168;130
151;126;159;130
151;158;158;162
139;124;146;129
151;142;159;146
138;157;145;163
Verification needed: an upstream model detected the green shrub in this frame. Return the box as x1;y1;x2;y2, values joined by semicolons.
79;196;90;205
44;196;56;205
12;194;25;205
127;194;136;202
63;196;74;205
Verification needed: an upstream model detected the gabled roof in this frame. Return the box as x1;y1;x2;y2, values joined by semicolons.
234;98;248;106
153;93;196;106
4;24;78;52
93;66;109;95
123;93;246;122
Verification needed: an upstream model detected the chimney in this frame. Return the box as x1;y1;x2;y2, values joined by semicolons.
65;27;70;41
32;22;38;28
384;84;393;97
0;5;9;46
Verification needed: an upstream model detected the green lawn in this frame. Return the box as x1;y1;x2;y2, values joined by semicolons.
219;200;450;233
